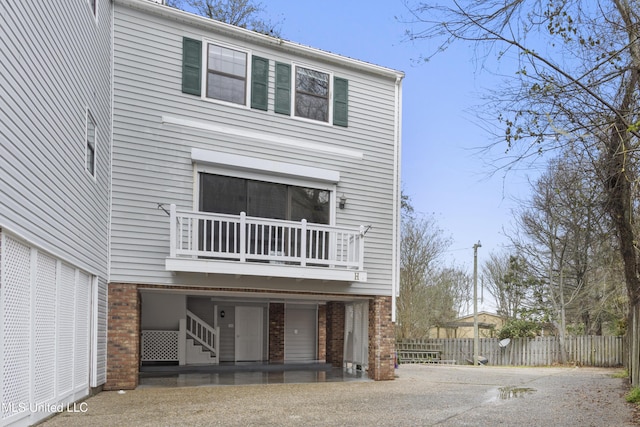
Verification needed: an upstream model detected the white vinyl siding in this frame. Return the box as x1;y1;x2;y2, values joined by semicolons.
0;1;111;279
217;305;236;362
0;0;111;411
111;4;398;296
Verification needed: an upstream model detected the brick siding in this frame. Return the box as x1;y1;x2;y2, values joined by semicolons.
105;283;140;390
317;304;326;362
268;303;285;363
326;301;345;367
368;295;395;380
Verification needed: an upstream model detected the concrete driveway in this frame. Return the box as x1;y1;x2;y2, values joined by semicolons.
40;365;636;426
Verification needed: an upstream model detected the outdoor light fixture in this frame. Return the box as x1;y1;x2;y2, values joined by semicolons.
339;194;347;209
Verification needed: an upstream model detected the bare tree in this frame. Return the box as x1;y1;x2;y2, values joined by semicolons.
482;252;535;320
168;0;280;35
397;214;453;339
511;149;622;361
430;267;472;324
405;0;640;383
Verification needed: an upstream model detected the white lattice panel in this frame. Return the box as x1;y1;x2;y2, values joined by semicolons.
34;252;57;403
1;234;98;426
74;271;90;388
57;263;76;396
141;331;179;361
93;278;108;386
2;236;31;420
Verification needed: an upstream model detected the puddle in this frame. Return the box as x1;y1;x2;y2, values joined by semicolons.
497;386;536;400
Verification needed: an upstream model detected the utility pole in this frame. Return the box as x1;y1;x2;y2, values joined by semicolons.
473;241;482;366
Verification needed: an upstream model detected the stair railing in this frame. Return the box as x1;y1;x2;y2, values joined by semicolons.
185;309;220;361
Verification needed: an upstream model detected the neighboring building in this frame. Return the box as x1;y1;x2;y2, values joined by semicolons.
106;0;403;389
429;312;505;339
1;1;403;422
0;1;111;426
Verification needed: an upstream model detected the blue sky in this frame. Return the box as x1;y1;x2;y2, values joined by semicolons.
265;1;538;273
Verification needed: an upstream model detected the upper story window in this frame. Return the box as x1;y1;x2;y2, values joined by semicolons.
85;111;96;177
87;0;96;16
295;67;329;122
181;37;348;126
206;44;247;105
199;173;330;225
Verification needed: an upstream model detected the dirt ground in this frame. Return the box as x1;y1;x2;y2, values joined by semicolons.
39;364;637;426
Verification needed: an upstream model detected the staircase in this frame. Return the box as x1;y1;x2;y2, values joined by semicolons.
184;310;220;364
186;337;218;364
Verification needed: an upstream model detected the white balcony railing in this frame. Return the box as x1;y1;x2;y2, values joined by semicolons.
168;204;365;273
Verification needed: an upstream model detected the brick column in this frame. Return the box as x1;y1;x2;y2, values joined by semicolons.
317;304;326;362
326;301;345;368
368;295;395;380
269;303;285;363
105;283;140;390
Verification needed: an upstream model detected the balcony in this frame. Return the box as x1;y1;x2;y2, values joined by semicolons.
165;204;367;282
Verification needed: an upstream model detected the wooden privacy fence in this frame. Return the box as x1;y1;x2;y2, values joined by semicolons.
397;336;623;367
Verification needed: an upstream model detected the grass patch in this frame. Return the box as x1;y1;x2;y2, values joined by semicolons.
626;387;640;404
612;369;628;379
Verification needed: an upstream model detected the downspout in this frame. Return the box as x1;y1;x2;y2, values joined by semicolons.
108;0;115;286
391;74;404;322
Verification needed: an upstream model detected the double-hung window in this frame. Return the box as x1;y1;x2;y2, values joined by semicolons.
286;64;348;126
206;43;247;105
181;37;348;126
85;111;96;177
294;66;330;122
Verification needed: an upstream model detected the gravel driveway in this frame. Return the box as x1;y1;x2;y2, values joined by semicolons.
40;365;636;426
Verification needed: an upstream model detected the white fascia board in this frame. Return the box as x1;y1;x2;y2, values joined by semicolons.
191;147;340;183
165;258;367;283
164;115;363;160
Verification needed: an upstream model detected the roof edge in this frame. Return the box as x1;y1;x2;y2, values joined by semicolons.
114;0;405;80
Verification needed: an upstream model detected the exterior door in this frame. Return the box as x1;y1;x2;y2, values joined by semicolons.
235;306;263;361
285;305;317;362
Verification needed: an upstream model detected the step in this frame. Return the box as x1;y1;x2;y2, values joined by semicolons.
186;338;217;364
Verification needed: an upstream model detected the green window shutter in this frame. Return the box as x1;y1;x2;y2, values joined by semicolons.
182;37;202;96
274;62;291;115
333;77;348;127
251;56;269;110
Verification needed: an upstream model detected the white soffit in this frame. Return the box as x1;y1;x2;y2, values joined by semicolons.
162;115;364;160
191;148;341;183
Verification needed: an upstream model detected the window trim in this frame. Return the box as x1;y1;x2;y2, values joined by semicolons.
192;151;338;226
191;147;341;183
85;109;97;178
292;63;334;125
197;173;332;225
201;39;252;108
86;0;97;19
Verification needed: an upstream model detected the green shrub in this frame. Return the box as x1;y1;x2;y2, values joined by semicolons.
626;387;640;404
